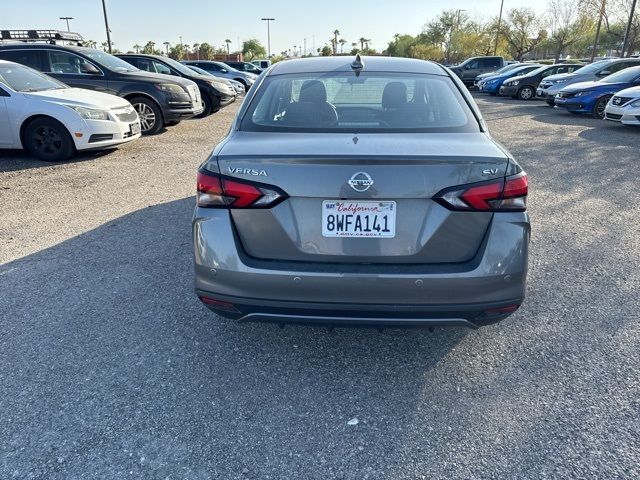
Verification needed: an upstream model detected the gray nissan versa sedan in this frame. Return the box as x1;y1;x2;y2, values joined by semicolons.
193;56;530;328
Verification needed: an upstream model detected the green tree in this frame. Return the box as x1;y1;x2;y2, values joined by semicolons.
332;29;340;54
502;8;546;60
199;42;214;60
133;43;142;53
225;39;232;55
192;43;201;60
339;38;347;54
169;44;186;60
386;34;416;57
320;44;332;56
242;38;267;60
142;41;158;54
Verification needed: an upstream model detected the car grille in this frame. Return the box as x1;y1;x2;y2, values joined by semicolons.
611;96;633;106
114;109;138;122
606;113;622;120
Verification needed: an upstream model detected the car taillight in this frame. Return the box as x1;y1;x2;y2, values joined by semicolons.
196;169;287;208
434;172;528;212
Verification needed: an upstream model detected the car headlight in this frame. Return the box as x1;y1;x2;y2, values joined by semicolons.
67;105;112;121
573;91;591;97
630;99;640;107
155;83;186;93
554;79;568;84
509;80;519;86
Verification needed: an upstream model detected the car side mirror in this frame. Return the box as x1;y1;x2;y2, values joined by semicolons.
465;64;472;70
80;63;100;75
598;70;610;77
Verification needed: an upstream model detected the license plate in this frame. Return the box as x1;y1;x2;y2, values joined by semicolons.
129;122;141;135
322;201;396;238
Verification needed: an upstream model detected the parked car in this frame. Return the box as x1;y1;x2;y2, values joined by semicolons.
223;60;263;75
604;85;640;125
448;56;506;86
554;65;640;118
0;37;203;134
193;56;530;328
477;64;542;95
0;60;140;161
181;60;257;91
184;65;245;96
500;63;583;100
251;59;271;70
473;63;522;87
116;54;235;116
537;58;640;106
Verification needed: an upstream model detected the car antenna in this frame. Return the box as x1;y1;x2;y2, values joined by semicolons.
351;54;364;77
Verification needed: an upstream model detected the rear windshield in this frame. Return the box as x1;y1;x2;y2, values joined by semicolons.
240;72;479;133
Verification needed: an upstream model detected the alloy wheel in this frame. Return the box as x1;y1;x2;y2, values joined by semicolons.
133;102;156;132
519;87;533;100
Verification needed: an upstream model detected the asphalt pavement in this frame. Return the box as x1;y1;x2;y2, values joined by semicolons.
1;96;639;479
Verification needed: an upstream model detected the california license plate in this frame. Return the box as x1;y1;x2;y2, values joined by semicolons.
322;201;396;238
129;122;141;135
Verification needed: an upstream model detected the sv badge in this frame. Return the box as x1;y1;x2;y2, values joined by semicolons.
482;168;498;176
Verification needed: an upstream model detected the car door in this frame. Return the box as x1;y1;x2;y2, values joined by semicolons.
0;86;12;147
44;50;112;93
462;59;480;82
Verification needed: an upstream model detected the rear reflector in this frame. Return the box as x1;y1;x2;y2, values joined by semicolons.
196;169;288;209
434;172;528;212
198;295;240;313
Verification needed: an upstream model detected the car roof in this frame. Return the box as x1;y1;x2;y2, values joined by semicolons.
268;56;447;76
0;43;89;52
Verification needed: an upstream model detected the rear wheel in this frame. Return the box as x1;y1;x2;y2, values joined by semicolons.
130;97;163;135
197;92;218;117
517;86;534;100
23;117;75;162
592;96;611;119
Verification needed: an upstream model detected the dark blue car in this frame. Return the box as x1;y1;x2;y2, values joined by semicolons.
477;64;541;95
554;66;640;118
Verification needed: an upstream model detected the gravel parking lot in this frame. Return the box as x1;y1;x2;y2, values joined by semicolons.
1;96;639;479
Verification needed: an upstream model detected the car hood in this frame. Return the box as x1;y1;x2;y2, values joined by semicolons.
612;85;640;98
118;69;196;87
24;88;130;109
504;74;527;84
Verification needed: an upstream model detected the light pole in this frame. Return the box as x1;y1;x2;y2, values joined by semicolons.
261;17;275;58
59;17;73;32
101;0;112;53
494;0;505;55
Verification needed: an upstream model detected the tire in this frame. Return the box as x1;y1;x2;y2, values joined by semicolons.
23;117;75;162
130;96;163;135
592;96;611;119
518;86;535;100
196;92;214;118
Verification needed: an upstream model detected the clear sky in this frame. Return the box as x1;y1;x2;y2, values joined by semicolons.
4;0;545;55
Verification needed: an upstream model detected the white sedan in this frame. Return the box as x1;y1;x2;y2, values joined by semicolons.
604;85;640;126
0;60;141;161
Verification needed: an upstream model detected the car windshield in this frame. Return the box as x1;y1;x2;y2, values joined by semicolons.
0;64;66;92
161;56;199;76
81;49;139;72
600;66;640;83
572;60;610;75
241;72;479;133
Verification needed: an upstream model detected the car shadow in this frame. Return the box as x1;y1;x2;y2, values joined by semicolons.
0;148;118;173
0;197;470;476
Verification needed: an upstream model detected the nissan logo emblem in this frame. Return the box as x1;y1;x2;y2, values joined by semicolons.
348;172;374;192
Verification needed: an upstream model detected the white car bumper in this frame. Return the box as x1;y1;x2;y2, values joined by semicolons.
69;112;141;151
604;104;640;126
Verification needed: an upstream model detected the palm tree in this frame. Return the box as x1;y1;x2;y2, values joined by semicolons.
101;41;109;51
359;38;371;51
332;29;340;55
225;39;232;56
193;43;200;60
183;44;190;60
339;38;347;54
163;42;170;55
133;44;142;54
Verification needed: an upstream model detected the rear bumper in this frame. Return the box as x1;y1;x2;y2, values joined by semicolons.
192;209;530;327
